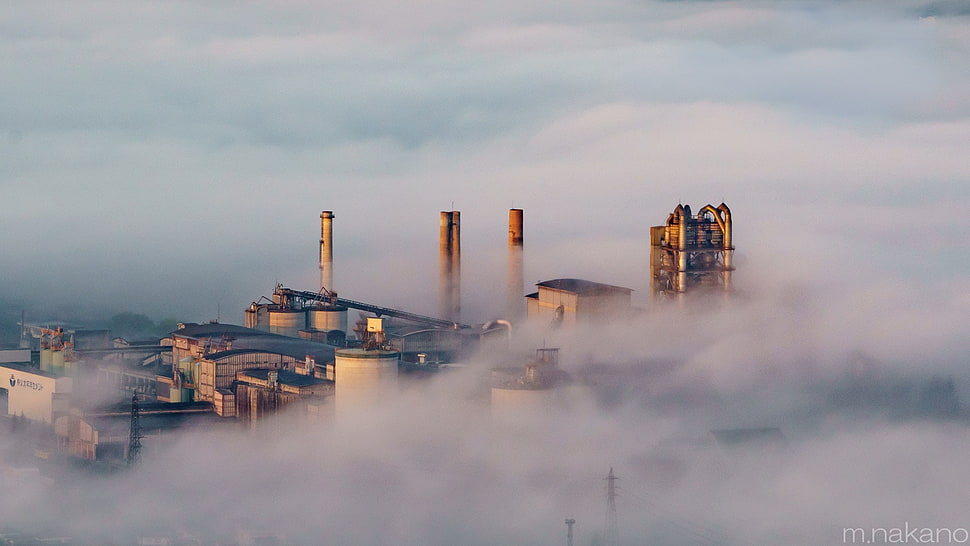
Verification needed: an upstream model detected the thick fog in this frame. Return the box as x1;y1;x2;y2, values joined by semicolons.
2;0;969;544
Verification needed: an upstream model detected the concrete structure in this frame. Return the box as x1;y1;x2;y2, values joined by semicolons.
54;401;214;462
507;208;524;320
320;210;334;291
235;369;333;425
439;210;461;322
650;203;733;300
0;363;72;423
334;348;399;417
246;284;349;341
0;349;30;364
491;348;566;418
164;322;336;405
267;309;306;338
525;279;633;326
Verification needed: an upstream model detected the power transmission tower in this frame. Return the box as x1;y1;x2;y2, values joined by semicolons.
605;467;619;546
127;394;143;466
565;518;576;546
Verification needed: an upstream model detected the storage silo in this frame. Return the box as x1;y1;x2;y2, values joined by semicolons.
267;309;306;338
51;349;65;376
39;348;52;373
334;348;399;418
307;305;348;333
490;348;563;421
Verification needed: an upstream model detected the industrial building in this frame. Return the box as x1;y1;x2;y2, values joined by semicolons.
526;279;633;326
650;203;734;299
161;322;336;412
54;401;215;462
235;368;333;424
0;363;72;423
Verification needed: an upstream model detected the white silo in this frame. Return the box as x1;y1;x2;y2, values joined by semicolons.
334;348;399;418
267;309;306;337
307;304;348;333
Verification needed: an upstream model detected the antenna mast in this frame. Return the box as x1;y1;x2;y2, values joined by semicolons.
605;467;619;546
127;394;143;466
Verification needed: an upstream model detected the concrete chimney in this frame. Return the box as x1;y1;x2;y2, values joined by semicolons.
439;211;461;322
507;208;524;319
320;211;334;291
508;208;523;246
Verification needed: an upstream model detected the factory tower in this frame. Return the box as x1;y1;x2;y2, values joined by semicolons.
650;203;734;300
439;211;461;322
320;211;334;291
507;208;524;320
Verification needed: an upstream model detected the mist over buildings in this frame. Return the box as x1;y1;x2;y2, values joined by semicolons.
1;0;969;544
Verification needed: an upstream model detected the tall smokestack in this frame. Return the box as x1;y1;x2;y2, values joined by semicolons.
507;209;524;319
439;211;461;321
320;211;334;292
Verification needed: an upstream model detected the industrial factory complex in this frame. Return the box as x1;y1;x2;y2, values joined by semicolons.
0;203;735;468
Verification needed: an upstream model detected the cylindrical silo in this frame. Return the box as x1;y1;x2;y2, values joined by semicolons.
40;348;52;373
307;305;348;333
334;348;399;418
490;384;557;422
51;349;65;376
268;309;307;338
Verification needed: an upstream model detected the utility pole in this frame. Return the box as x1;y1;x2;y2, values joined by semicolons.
127;394;143;467
605;467;619;546
565;518;576;546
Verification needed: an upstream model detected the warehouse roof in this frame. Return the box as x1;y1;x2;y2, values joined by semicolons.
223;337;336;362
237;368;330;389
536;278;633;295
171;322;272;339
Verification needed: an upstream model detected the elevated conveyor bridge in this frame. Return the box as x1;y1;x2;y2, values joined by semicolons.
275;287;472;330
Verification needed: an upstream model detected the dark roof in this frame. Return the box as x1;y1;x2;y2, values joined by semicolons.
212;337;336;362
0;362;57;379
87;401;214;417
171;322;274;339
536;278;633;295
237;369;330;388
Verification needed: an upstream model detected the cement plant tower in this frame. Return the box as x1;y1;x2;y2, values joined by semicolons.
650;203;734;300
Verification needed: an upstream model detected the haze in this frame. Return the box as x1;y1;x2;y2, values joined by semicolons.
1;0;969;544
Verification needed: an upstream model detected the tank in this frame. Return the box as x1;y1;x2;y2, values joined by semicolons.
491;385;557;418
244;305;258;329
51;349;65;376
334;348;399;417
268;309;306;338
307;305;348;333
39;348;52;373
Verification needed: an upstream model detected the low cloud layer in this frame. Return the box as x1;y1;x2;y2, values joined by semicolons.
1;0;967;321
1;2;969;543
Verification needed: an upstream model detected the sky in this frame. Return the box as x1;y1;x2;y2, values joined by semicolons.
2;0;970;543
2;0;968;323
